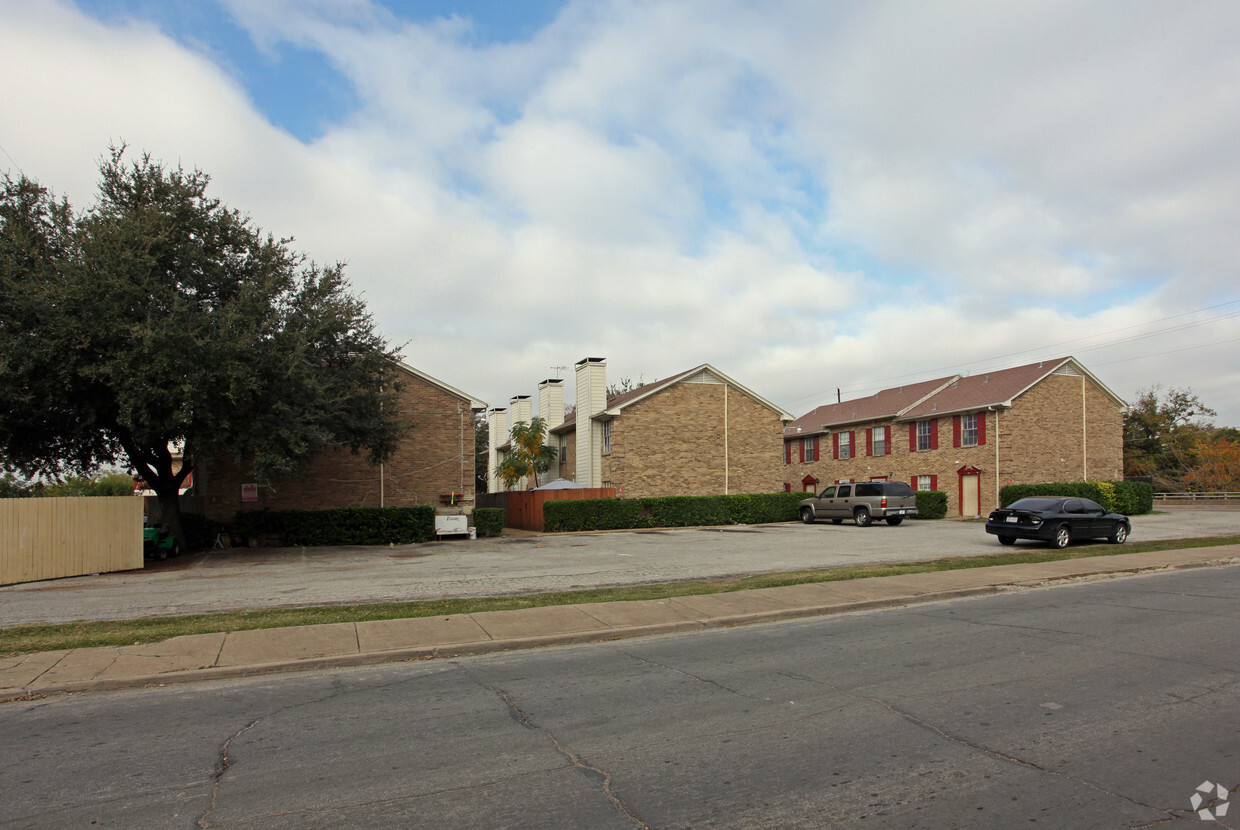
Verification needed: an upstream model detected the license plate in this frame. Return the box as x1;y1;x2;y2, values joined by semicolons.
1006;516;1018;523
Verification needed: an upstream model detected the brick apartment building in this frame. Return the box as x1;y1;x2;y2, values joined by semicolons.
194;361;486;522
783;357;1127;517
489;357;793;497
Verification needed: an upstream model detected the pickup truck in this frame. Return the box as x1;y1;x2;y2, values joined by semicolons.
799;481;919;527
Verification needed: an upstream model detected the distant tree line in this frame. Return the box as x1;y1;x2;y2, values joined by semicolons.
1124;386;1240;491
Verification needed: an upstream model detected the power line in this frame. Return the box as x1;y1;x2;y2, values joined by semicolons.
787;298;1240;410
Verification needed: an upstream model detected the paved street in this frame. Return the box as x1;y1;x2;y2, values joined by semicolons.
3;510;1239;625
3;565;1237;828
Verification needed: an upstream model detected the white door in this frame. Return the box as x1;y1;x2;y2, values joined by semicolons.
961;474;980;517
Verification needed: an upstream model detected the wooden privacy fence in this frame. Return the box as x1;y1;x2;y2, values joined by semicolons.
1;497;143;586
477;488;616;532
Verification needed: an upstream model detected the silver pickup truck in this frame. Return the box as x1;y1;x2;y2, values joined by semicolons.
799;480;919;527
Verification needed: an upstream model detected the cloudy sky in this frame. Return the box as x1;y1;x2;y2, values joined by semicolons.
4;0;1239;425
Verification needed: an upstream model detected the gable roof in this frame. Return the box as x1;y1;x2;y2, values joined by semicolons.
553;364;793;434
785;356;1127;436
395;361;487;411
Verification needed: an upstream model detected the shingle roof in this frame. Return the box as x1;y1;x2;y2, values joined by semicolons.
784;356;1126;435
784;375;955;435
900;357;1073;419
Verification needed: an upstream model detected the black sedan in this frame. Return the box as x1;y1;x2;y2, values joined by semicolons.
985;497;1130;548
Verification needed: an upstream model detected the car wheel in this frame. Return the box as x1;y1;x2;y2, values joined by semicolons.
885;516;904;526
854;507;872;527
831;519;843;525
1108;523;1128;544
1054;525;1071;549
800;507;815;524
998;535;1016;546
155;546;168;561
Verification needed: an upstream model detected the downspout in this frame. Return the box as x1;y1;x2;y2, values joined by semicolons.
1081;375;1088;481
380;462;385;508
993;407;1000;510
724;384;730;495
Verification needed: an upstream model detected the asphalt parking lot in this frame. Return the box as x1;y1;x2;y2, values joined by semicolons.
3;511;1239;625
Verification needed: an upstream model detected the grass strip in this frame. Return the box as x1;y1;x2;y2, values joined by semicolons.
2;534;1237;657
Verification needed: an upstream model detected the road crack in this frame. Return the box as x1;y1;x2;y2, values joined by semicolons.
778;671;1185;824
482;681;651;829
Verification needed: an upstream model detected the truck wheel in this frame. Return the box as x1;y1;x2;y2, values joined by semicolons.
885;516;904;526
854;507;872;527
800;507;815;524
998;535;1016;546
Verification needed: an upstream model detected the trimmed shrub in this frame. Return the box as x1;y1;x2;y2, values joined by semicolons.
230;505;437;546
472;507;504;538
543;492;804;533
913;490;948;520
997;481;1152;515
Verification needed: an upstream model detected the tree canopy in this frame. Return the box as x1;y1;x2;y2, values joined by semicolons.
0;147;406;543
495;416;557;490
1123;385;1222;490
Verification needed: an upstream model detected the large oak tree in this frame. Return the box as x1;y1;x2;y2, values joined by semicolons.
0;147;406;545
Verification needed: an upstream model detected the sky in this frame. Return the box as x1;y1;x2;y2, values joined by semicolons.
3;0;1239;427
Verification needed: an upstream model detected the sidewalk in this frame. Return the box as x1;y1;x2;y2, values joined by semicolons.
3;546;1237;697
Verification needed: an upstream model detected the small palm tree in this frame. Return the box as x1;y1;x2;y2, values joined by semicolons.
495;416;558;490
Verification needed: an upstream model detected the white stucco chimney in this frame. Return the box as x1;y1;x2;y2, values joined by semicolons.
575;357;607;488
486;407;506;494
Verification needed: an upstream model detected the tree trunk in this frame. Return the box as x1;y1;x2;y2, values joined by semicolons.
152;480;186;552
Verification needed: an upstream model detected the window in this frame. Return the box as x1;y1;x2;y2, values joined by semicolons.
838;431;851;459
916;475;937;491
602;420;612;454
559;437;568;462
917;420;934;451
961;413;978;447
804;437;819;462
837;484;852;498
873;429;886;457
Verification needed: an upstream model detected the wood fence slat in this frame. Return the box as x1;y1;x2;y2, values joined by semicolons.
1;497;143;585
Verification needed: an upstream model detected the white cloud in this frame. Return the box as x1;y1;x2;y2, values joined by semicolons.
3;0;1240;427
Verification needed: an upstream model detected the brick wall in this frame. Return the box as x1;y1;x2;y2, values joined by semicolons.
784;373;1125;517
600;381;785;497
196;370;477;522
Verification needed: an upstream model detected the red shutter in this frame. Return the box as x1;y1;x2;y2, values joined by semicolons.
832;433;840;459
785;441;791;465
799;439;805;463
930;474;938;491
952;415;961;448
978;412;987;445
909;423;917;452
784;482;791;493
866;428;873;456
850;431;856;456
930;419;939;450
884;426;892;455
812;436;820;461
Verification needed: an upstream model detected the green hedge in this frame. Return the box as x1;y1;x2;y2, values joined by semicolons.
914;490;948;520
543;492;805;532
997;481;1153;515
230;506;437;546
472;507;504;538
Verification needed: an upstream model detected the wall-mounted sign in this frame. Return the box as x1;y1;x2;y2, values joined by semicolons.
241;483;258;503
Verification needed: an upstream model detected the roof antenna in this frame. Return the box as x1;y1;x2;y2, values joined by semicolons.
550;365;569;378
